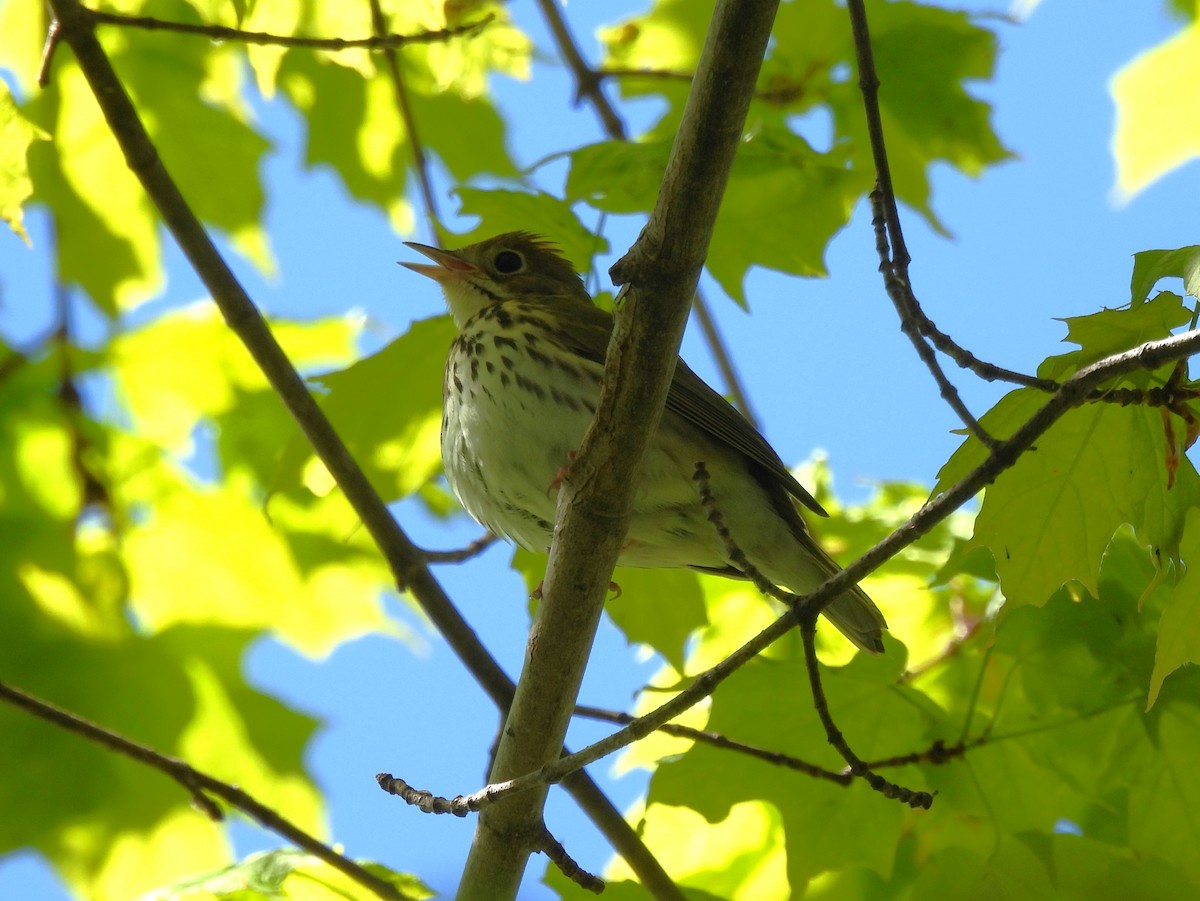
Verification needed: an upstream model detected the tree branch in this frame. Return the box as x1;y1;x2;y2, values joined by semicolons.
384;324;1200;813
456;2;782;897
87;7;492;50
533;0;760;425
845;0;1064;405
42;2;675;894
0;680;411;901
367;0;441;233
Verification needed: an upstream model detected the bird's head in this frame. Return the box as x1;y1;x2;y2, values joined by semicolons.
403;231;590;328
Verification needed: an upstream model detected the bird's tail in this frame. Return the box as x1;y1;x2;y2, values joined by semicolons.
777;531;888;654
819;580;887;654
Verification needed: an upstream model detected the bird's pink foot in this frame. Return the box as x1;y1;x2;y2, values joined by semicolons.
546;450;579;495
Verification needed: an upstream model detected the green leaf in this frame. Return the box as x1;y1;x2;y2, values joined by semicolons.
939;394;1199;607
1040;291;1192;380
151;848;433;901
24;58;163;314
937;295;1200;607
1147;509;1200;708
279;53;415;233
511;547;708;672
847;0;1012;226
274;315;452;505
601;0;1010;237
0;82;46;244
1130;246;1200;304
566;131;864;303
565;140;667;215
409;90;517;180
706;126;864;303
112;306;358;453
648;648;935;893
448;188;607;273
1111;20;1200;200
117;34;273;273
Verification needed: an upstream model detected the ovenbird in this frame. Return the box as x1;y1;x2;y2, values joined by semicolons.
403;232;887;653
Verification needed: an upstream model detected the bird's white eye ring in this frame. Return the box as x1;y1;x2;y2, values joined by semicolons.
493;250;524;274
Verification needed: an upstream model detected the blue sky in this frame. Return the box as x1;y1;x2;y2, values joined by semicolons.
0;1;1193;898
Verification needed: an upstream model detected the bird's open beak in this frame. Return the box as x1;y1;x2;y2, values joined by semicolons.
401;242;478;283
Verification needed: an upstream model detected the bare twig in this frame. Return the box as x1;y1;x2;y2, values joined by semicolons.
367;0;440;233
573;704;849;783
376;775;604;892
868;194;999;448
694;462;789;601
42;3;675;894
795;614;933;808
537;824;604;895
533;0;627;140
845;0;1066;403
533;0;759;424
0;681;410;901
418;532;499;564
38;18;62;87
382;325;1200;813
53;282;112;516
87;7;493;51
847;0;997;446
690;294;760;426
377;773;479;816
698;463;927;805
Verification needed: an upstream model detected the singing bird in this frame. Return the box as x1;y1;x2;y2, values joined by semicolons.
403;232;887;653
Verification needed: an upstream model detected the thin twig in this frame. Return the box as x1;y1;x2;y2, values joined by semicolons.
573;704;849;783
690;294;760;426
848;0;996;446
367;0;440;233
845;0;1061;402
376;325;1200;812
796;614;934;808
533;0;627;140
693;462;790;600
38;18;62;87
698;464;927;805
533;0;758;423
0;681;410;901
867;193;998;447
43;3;677;893
537;824;604;894
419;532;499;564
87;7;493;51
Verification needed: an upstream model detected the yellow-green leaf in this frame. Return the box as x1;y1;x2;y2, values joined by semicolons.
1112;21;1200;200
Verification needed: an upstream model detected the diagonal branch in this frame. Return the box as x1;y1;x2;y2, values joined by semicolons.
367;0;441;234
42;2;674;895
456;2;783;897
0;680;411;901
386;324;1200;813
534;0;760;425
87;7;492;50
847;0;996;446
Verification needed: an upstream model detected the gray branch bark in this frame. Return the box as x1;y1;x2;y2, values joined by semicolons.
455;1;782;897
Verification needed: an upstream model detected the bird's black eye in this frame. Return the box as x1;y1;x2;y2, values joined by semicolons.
493;250;524;274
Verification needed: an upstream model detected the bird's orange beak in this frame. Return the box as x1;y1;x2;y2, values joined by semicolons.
401;242;478;283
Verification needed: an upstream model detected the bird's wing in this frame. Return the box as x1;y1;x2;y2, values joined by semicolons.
550;301;826;517
665;358;827;517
